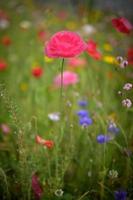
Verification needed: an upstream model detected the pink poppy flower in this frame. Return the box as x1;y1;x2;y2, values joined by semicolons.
0;59;7;71
32;67;43;78
32;174;43;200
0;123;11;134
86;39;102;60
54;71;79;87
45;31;87;58
68;57;86;68
112;17;133;34
35;135;45;145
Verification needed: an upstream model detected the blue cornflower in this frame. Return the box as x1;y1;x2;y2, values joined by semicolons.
96;134;111;144
108;122;119;134
114;190;127;200
77;110;89;118
78;100;88;107
79;116;93;127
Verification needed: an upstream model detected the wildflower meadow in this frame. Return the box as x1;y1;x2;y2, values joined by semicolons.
0;0;133;199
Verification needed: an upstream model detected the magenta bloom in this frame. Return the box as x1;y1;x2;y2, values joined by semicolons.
112;17;133;34
32;174;43;200
45;31;87;58
54;71;79;87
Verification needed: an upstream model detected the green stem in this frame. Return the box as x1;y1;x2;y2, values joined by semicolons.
60;58;64;100
100;143;106;199
0;168;10;200
78;190;90;200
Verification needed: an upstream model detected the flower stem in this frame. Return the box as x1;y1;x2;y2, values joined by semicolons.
60;58;64;100
60;58;64;115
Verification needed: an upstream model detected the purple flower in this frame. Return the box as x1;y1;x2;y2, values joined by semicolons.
79;116;93;127
107;122;119;134
78;100;88;107
77;110;89;118
32;174;43;200
96;134;111;144
114;190;127;200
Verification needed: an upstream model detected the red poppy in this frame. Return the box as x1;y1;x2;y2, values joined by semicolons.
0;59;7;71
35;135;54;149
32;67;43;78
45;31;87;58
127;48;133;65
38;30;46;42
32;174;43;200
86;39;102;60
1;36;11;46
112;17;133;34
43;140;54;149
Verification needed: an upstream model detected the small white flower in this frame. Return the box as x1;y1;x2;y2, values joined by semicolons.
123;83;132;90
89;159;93;163
81;24;96;35
88;171;92;177
66;100;72;107
116;56;123;64
54;189;64;197
96;101;103;108
48;112;60;121
118;91;122;96
19;20;31;29
122;98;132;108
120;60;128;68
108;169;118;179
0;19;9;29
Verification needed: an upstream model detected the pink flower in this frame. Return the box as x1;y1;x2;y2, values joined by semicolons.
35;135;45;145
112;17;133;34
68;57;86;68
123;83;132;90
32;174;43;200
122;98;132;108
45;31;87;58
54;71;79;87
86;39;102;60
0;123;11;134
